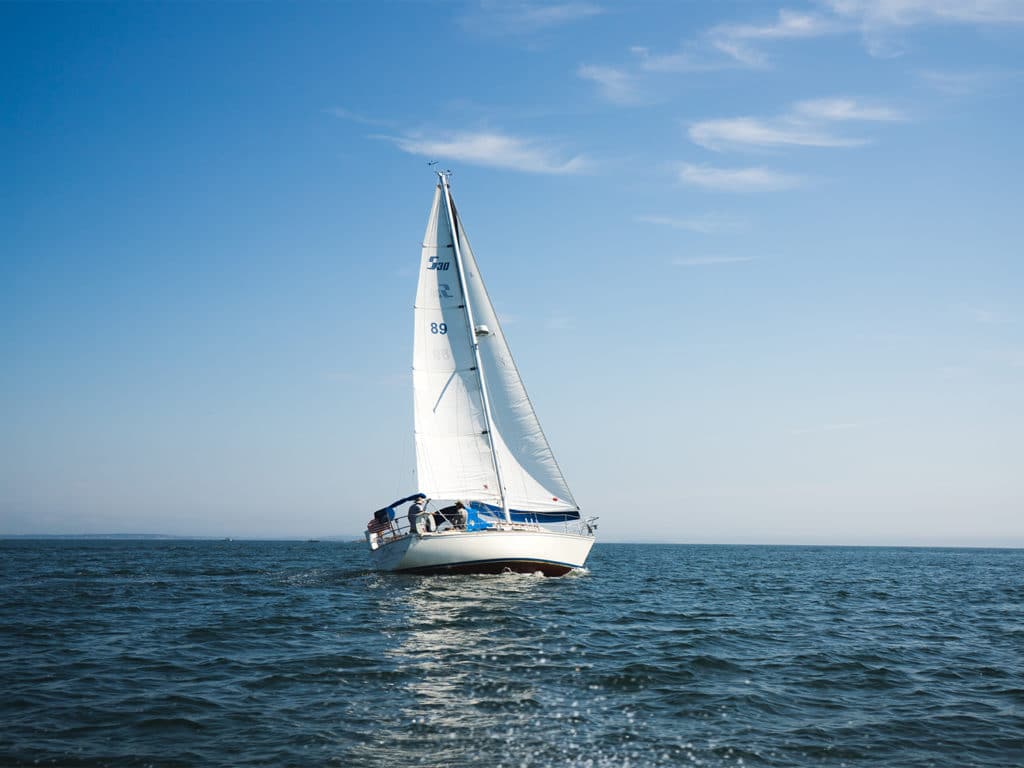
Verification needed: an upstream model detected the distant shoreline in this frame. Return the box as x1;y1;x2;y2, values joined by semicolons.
0;534;359;541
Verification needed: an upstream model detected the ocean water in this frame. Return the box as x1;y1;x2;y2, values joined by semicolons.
0;541;1021;767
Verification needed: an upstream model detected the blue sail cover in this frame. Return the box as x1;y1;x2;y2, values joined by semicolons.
382;494;580;524
468;500;580;524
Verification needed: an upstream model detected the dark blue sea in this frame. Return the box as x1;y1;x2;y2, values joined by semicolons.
1;541;1021;767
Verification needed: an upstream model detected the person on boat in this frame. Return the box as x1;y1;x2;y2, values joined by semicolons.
434;501;468;530
407;496;427;531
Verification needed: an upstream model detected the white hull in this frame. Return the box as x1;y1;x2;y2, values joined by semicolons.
368;527;595;576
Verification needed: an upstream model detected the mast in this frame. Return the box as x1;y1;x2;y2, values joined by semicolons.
437;171;511;523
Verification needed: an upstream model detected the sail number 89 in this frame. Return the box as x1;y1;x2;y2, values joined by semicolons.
430;322;448;335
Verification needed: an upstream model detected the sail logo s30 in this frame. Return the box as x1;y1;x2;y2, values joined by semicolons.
427;256;450;271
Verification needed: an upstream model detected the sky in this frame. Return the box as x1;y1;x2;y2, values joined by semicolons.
2;1;1022;545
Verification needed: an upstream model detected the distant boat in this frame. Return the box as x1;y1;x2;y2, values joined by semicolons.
365;173;596;576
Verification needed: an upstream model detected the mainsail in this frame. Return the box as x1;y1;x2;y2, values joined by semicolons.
412;178;578;519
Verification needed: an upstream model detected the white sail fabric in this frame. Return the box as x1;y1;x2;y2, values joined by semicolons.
413;187;502;505
449;197;578;514
413;181;578;515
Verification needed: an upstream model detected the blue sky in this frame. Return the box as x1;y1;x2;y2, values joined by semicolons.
2;1;1022;544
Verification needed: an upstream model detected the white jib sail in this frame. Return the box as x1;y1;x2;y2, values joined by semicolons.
448;192;578;515
413;187;503;505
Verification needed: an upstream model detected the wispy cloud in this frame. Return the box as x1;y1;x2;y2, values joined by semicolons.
584;2;1024;101
793;98;905;122
708;10;841;67
387;130;589;175
580;10;834;105
918;69;1022;96
690;117;866;151
672;255;757;266
678;163;803;192
462;2;604;36
629;46;718;74
630;10;839;73
635;213;745;233
689;97;906;152
713;9;838;40
581;10;842;104
824;0;1024;27
824;0;1024;56
919;70;989;95
514;2;604;28
577;64;647;105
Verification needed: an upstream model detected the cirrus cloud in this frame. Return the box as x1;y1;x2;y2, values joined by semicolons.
635;213;746;233
678;163;803;192
689;117;866;151
708;10;841;67
388;130;590;175
689;97;906;151
577;64;648;105
461;2;605;36
824;0;1024;27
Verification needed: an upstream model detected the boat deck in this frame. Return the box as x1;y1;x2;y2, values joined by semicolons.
370;517;555;545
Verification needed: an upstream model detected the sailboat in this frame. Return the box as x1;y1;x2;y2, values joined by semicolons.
365;172;596;576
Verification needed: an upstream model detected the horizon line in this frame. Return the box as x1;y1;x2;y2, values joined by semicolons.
2;534;1021;550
